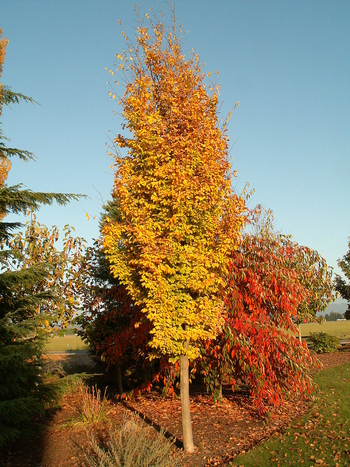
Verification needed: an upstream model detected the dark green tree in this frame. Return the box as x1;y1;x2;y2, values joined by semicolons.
0;29;82;447
335;238;350;320
77;201;152;394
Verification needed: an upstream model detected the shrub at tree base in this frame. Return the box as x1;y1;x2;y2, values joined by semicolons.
308;332;339;353
84;416;180;467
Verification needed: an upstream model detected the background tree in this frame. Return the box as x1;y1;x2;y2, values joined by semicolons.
198;210;332;413
102;12;246;451
78;239;151;394
0;29;83;447
8;214;86;329
335;238;350;320
78;200;151;393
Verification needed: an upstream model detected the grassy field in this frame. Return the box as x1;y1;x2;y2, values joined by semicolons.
44;335;89;352
231;362;350;466
44;322;350;353
300;320;350;340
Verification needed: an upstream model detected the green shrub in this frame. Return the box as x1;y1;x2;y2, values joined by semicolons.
308;332;339;353
84;416;179;467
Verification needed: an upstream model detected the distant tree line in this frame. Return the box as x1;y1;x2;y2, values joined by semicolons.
323;311;345;321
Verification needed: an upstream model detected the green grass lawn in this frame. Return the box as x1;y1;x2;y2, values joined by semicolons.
300;321;350;340
231;363;350;466
44;335;89;352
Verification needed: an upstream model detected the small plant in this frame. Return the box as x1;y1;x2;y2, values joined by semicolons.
308;332;339;353
84;416;180;467
66;384;110;427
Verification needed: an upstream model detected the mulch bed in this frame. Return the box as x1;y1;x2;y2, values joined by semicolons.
1;351;350;467
313;349;350;369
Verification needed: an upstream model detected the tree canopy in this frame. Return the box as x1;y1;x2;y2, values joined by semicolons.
103;14;246;360
198;210;332;413
102;13;246;451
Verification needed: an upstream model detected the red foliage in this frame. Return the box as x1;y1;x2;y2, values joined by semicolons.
81;217;330;413
78;244;151;372
199;228;316;413
96;284;152;369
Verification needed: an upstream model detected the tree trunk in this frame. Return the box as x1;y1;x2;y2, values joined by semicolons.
218;382;223;400
180;339;194;453
117;365;123;394
298;325;302;344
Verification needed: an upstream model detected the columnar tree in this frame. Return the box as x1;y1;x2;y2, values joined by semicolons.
0;29;83;446
335;238;350;320
102;13;246;451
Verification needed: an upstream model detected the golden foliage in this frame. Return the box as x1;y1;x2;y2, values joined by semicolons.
0;157;11;187
0;28;10;221
0;28;8;75
0;157;11;221
103;15;246;359
0;28;9;115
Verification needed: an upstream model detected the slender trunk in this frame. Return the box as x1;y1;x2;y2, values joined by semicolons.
218;382;223;400
180;339;194;453
298;325;302;344
117;365;123;394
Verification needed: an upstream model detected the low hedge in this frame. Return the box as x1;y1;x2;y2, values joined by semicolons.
307;332;339;353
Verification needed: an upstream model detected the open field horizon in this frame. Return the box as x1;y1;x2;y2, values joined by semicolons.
44;320;350;353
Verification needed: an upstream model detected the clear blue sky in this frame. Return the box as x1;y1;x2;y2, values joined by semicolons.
1;0;349;276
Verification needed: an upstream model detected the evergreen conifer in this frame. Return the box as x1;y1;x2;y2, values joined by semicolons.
0;29;82;447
